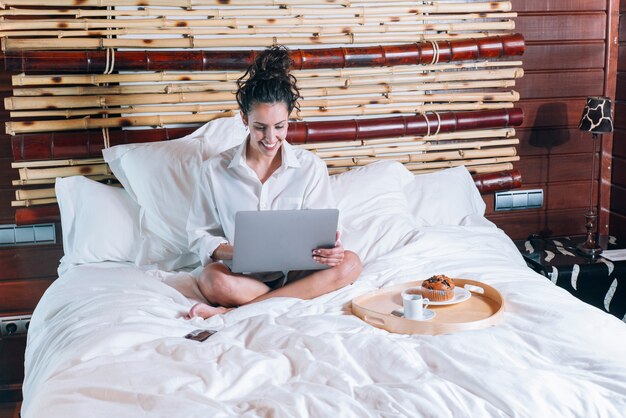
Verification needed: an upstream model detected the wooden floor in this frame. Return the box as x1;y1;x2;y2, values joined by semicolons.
0;401;21;418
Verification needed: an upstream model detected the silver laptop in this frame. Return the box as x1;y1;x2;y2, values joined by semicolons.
225;209;339;273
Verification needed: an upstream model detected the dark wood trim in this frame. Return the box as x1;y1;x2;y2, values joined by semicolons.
600;0;620;235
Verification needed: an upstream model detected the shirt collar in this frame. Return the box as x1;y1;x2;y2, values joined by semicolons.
228;138;301;170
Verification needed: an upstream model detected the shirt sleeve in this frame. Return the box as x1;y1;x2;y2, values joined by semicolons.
186;164;228;266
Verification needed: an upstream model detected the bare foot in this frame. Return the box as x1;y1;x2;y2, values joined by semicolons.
186;302;231;319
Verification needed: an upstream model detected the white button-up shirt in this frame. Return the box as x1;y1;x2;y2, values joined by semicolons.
187;139;337;266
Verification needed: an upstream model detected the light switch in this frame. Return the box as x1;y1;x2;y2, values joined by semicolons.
495;189;544;211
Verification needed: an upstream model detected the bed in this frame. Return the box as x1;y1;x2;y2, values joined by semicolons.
20;117;626;417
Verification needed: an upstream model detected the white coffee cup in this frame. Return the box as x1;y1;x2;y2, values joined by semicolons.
401;288;430;320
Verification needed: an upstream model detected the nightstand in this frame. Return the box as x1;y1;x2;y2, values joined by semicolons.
515;236;626;322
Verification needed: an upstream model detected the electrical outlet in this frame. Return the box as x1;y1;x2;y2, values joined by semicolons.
0;315;31;338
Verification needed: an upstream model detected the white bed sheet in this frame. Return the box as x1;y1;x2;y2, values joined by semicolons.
22;224;626;417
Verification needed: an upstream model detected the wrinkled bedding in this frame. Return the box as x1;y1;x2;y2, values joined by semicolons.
22;225;626;417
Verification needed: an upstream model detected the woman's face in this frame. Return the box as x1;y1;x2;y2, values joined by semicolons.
242;102;289;161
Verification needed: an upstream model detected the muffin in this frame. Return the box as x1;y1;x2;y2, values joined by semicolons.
421;275;455;301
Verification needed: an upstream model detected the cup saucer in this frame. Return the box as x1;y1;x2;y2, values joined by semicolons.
392;309;436;321
414;309;436;321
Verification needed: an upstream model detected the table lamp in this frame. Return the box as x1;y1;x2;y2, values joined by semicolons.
577;96;613;257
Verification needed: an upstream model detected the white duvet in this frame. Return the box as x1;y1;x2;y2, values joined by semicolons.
22;225;626;417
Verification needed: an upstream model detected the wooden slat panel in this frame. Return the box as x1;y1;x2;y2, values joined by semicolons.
514;154;598;184
516;128;596;156
484;181;597;215
0;158;19;188
0;190;18;224
0;245;63;281
617;73;626;99
614;128;626;157
512;0;606;12
0;133;12;158
0;278;56;313
518;70;605;99
487;208;588;240
611;184;626;214
518;99;587;129
612;156;626;186
619;45;626;71
516;14;607;42
615;101;626;129
610;211;626;239
0;337;26;390
523;43;605;71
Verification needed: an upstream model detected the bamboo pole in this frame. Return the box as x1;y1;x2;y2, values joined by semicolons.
408;162;515;175
15;188;56;200
2;31;507;50
328;161;515;176
11;198;57;207
9;92;520;117
403;156;519;171
298;128;516;150
0;1;513;14
324;146;517;168
12;175;115;185
326;158;517;175
18;164;111;180
0;21;515;37
10;68;523;97
9;79;519;101
3;34;525;72
11;158;104;169
6;103;515;134
296;102;514;119
11;61;524;86
0;13;517;32
6;111;235;134
312;138;519;159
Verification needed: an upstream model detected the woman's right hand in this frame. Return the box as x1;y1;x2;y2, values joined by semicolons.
212;243;234;260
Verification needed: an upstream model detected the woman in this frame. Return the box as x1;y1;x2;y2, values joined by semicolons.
186;46;362;319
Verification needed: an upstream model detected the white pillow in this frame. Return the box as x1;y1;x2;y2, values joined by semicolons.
330;160;416;265
102;114;247;270
56;176;140;273
403;166;486;226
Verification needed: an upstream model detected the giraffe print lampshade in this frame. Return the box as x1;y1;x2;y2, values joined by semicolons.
578;96;614;134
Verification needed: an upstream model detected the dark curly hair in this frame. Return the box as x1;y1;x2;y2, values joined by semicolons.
236;45;301;117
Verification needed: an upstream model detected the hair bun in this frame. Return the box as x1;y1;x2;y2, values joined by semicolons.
236;45;301;116
251;46;292;80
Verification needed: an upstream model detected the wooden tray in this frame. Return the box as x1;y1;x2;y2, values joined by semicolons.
351;279;504;335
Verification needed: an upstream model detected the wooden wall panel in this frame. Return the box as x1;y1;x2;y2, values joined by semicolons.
0;245;63;282
517;71;605;99
486;0;617;240
613;156;626;186
489;208;588;238
612;0;626;239
511;0;606;12
516;14;606;41
523;43;605;71
516;128;596;156
0;278;56;314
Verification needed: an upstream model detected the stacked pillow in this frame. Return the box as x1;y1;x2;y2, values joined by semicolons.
56;176;140;273
330;160;416;265
57;112;489;271
403;165;487;226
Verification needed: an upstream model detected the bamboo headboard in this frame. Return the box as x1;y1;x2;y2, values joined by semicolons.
0;0;525;224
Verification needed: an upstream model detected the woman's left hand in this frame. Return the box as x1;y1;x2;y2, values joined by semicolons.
312;231;344;267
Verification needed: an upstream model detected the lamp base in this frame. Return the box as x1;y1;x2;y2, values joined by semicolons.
576;210;603;258
576;242;603;258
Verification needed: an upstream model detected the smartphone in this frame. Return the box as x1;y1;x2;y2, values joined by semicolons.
184;329;217;342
